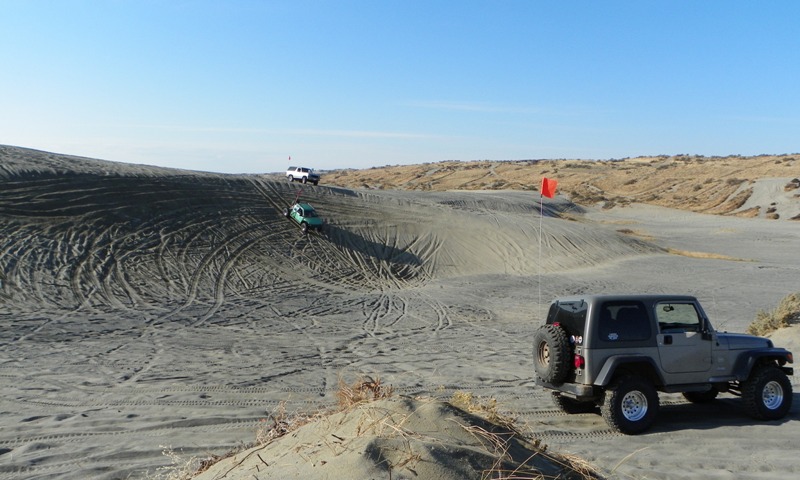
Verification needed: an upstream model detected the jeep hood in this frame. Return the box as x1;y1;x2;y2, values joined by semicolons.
716;332;773;350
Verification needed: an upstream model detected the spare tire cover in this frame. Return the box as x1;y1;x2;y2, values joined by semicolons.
533;324;571;383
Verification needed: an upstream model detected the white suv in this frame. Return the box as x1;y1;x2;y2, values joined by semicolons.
286;166;320;185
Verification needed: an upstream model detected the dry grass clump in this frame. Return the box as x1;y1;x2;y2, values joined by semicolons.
747;292;800;336
255;400;322;446
616;228;656;241
335;374;394;408
449;390;519;431
448;391;602;479
144;446;225;480
253;375;394;448
665;248;750;262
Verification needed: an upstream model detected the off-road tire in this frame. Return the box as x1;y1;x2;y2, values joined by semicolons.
683;388;718;404
313;180;319;186
533;324;571;383
302;177;307;184
552;392;597;414
741;365;792;420
301;223;308;235
601;375;659;434
283;208;289;217
287;175;294;182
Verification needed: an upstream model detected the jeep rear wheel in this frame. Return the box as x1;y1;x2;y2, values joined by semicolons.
742;365;792;420
533;324;571;383
601;376;659;434
301;223;309;235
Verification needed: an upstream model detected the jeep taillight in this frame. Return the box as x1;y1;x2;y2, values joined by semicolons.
574;354;585;369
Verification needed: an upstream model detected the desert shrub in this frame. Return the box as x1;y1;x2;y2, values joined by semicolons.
747;293;800;336
255;401;320;446
336;374;393;408
449;391;517;430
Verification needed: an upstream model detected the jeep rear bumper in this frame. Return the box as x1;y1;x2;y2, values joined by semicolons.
536;378;599;400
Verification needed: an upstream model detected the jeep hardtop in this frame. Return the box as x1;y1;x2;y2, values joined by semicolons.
533;294;794;434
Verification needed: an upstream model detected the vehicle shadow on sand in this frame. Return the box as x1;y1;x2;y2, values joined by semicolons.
322;224;423;268
647;392;800;434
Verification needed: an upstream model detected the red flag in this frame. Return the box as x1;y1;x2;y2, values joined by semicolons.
541;177;558;198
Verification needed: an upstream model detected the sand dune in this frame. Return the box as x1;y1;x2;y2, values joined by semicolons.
1;146;798;479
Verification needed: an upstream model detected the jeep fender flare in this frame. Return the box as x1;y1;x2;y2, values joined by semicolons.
732;348;794;381
595;355;666;387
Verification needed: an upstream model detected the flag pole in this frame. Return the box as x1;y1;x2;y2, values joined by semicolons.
538;177;557;320
538;190;543;318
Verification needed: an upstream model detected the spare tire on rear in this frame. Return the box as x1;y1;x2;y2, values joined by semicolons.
533;324;571;383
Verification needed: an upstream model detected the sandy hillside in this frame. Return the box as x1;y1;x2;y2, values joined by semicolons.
1;145;798;480
323;154;800;220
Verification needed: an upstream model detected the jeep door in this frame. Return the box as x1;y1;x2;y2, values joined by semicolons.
655;301;712;376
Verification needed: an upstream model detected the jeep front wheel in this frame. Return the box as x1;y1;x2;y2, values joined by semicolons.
601;376;659;434
741;365;792;420
533;324;571;383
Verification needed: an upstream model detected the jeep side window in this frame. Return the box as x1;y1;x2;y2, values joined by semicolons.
656;303;701;333
597;302;650;341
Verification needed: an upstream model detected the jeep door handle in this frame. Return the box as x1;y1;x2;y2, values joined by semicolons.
663;335;673;345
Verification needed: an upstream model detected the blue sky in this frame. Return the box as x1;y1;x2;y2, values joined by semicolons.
2;1;799;174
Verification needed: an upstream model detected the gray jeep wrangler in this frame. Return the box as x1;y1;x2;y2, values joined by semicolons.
533;294;794;434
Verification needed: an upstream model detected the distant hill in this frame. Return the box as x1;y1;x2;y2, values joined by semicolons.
324;154;800;220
